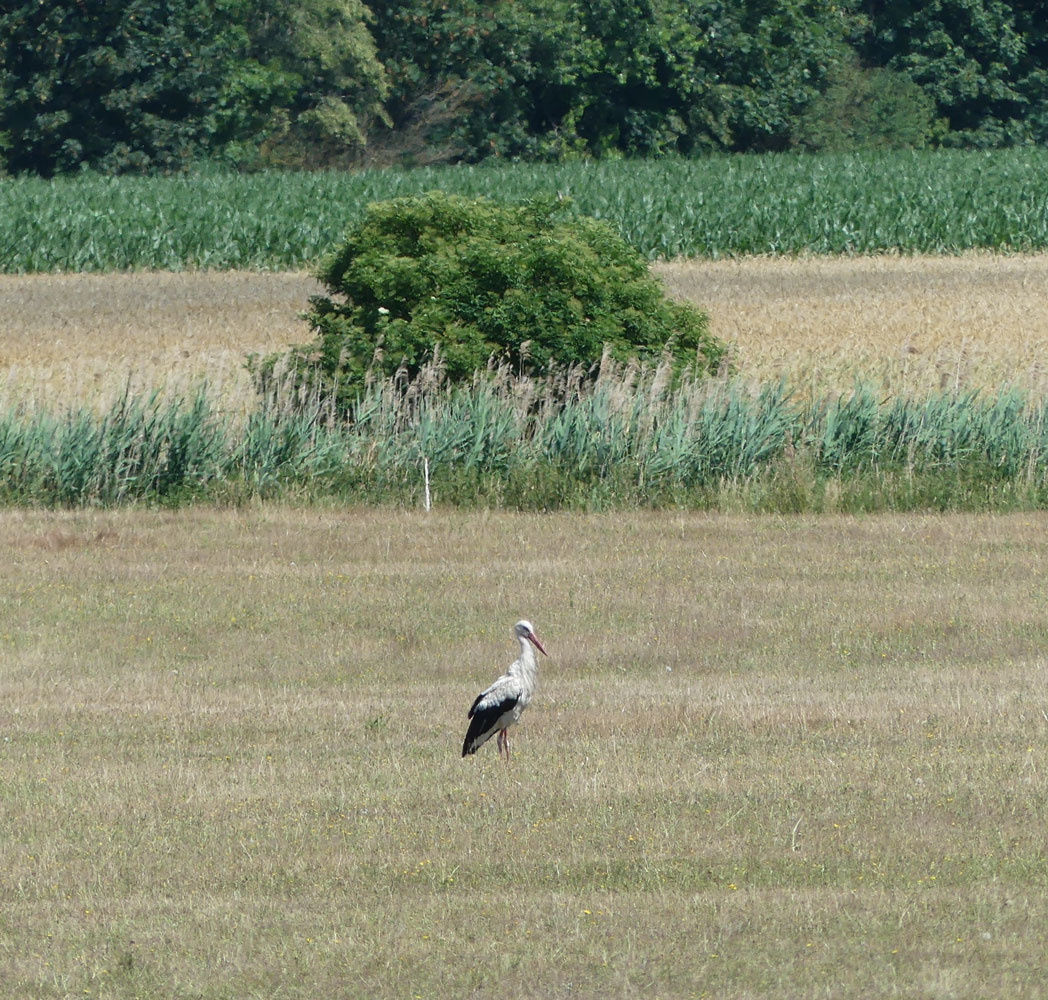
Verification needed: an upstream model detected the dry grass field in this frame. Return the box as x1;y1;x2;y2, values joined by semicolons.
3;507;1048;998
0;270;322;414
4;253;1048;414
655;253;1048;398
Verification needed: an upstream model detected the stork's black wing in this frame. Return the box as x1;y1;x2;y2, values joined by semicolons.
461;676;520;756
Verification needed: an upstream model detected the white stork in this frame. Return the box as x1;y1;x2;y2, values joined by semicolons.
462;620;548;760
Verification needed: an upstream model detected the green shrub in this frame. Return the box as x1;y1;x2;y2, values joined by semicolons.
793;63;937;152
259;191;726;411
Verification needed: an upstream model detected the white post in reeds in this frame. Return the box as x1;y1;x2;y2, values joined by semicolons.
423;456;431;512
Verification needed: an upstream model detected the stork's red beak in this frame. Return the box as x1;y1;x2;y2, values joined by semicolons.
528;632;548;657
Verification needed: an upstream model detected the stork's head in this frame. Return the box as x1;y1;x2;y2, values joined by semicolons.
514;619;548;657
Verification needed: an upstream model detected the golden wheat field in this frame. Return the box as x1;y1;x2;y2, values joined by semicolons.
0;270;323;414
655;253;1048;397
4;253;1048;413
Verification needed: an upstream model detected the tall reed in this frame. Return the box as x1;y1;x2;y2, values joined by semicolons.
1;363;1046;510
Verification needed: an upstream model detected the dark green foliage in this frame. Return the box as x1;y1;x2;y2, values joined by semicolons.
0;0;388;176
858;0;1038;146
794;63;937;150
672;0;857;154
0;0;239;175
4;0;1048;174
218;0;389;169
367;0;1044;159
1013;0;1048;143
368;0;858;160
364;0;534;163
361;0;1048;158
267;192;724;411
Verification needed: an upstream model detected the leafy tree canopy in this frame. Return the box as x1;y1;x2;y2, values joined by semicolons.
858;0;1034;145
0;0;387;175
368;0;860;160
219;0;389;168
0;0;239;174
2;0;1047;175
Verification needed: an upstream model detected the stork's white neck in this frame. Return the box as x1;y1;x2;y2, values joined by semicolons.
511;636;540;680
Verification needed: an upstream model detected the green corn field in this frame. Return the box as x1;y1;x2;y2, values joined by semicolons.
4;148;1048;272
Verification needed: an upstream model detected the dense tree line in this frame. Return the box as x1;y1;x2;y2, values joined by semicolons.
2;0;1046;175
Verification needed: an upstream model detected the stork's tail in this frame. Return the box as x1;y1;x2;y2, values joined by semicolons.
461;715;488;757
461;727;481;757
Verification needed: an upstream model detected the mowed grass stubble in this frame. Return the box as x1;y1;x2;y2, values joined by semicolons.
3;508;1048;998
